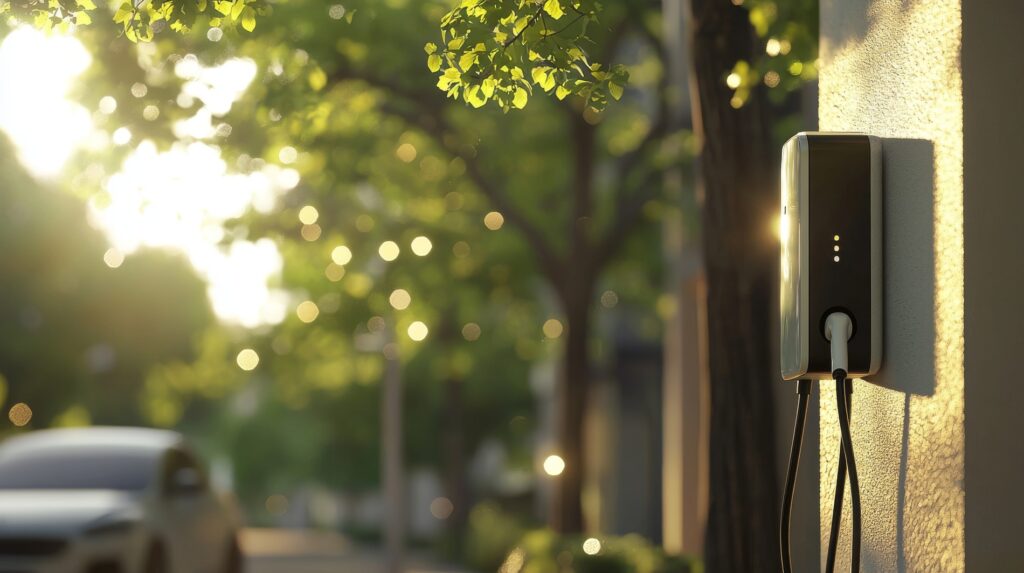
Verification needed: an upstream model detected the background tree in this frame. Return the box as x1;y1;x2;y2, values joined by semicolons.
63;0;678;534
684;1;816;570
0;133;211;429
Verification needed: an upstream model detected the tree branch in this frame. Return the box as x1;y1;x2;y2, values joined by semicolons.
324;64;566;285
593;16;676;269
591;168;664;268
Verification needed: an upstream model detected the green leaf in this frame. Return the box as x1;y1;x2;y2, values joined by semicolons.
481;77;496;98
466;85;487;108
113;2;133;23
427;54;442;73
458;51;476;72
241;5;256;31
447;36;465;50
543;0;564;20
512;87;528;109
608;82;623;101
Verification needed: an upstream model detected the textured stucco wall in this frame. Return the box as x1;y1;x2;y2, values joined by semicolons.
819;1;964;571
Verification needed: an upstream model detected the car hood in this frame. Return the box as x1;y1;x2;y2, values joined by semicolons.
0;490;140;537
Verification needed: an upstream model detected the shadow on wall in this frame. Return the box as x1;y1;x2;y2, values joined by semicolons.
877;137;935;572
871;137;936;398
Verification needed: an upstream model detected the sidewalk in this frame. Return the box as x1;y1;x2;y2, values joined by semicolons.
241;528;470;573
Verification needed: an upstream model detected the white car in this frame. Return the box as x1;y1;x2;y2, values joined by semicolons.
0;427;243;573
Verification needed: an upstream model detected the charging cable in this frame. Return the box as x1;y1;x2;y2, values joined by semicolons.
780;312;861;573
825;312;861;573
780;379;812;573
825;377;852;573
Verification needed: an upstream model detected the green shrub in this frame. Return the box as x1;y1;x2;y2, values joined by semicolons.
464;502;528;572
497;529;700;573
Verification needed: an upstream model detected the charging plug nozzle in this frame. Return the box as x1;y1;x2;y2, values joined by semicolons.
824;312;854;377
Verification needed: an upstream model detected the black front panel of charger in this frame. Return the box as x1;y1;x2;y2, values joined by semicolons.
806;135;872;375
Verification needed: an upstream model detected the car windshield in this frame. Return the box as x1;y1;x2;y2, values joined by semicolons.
0;448;157;491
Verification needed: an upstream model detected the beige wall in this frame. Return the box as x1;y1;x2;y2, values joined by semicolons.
819;0;965;570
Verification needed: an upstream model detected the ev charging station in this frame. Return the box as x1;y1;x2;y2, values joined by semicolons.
778;132;883;573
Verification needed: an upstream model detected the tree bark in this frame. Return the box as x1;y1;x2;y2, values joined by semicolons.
687;1;780;571
552;290;593;533
441;373;468;543
437;310;469;546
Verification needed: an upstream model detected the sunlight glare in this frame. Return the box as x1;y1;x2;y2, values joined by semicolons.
0;28;92;178
91;141;294;328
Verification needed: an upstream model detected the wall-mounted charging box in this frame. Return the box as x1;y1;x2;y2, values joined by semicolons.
780;132;882;380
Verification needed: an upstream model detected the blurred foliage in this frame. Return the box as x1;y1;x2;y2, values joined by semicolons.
48;0;674;507
0;0;268;41
464;502;529;572
463;501;700;573
506;530;699;573
0;134;211;430
726;0;818;109
429;0;629;112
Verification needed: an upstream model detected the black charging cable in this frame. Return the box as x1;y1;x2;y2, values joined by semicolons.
825;312;861;572
834;370;861;571
782;313;862;573
780;379;812;573
825;378;853;573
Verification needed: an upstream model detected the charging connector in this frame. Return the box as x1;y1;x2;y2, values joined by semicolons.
825;312;853;377
824;311;860;573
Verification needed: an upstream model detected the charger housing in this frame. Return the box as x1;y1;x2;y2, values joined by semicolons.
780;132;882;380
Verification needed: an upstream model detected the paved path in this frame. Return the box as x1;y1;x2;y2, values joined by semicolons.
241;528;468;573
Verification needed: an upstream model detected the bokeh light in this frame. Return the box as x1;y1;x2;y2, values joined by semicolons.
429;497;454;520
462;322;481;341
112;127;132;145
103;248;125;268
298;205;319;225
297;301;320;323
407;321;429;341
543;318;564;339
325;263;346;282
300;223;322;241
389;289;411;310
265;494;289;515
543;454;565;476
411;236;433;256
396;142;417;163
331;245;353;265
379;241;400;261
452;241;470;258
582;538;601;555
236;348;260;371
484;211;505;230
8;403;32;427
600;290;619;308
278;146;298;164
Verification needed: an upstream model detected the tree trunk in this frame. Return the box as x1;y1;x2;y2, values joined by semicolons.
552;292;592;533
687;1;780;571
441;373;468;545
437;310;469;547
